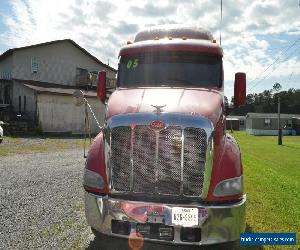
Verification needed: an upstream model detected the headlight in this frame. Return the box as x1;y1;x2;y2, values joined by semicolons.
83;169;104;190
213;176;243;197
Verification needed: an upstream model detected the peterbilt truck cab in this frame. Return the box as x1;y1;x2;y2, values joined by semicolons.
84;25;246;246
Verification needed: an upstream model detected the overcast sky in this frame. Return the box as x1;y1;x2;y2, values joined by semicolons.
0;0;300;98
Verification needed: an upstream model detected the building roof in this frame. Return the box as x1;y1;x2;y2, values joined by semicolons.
23;81;97;97
0;39;117;73
246;113;300;119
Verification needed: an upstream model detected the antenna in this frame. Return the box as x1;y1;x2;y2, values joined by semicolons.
220;0;222;45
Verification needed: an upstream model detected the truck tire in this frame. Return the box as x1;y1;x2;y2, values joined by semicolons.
214;240;240;250
91;227;106;238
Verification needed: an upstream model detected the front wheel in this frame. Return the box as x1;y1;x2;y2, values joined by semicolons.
91;227;106;238
90;227;126;249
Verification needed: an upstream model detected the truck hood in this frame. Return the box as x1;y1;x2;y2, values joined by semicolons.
106;88;223;125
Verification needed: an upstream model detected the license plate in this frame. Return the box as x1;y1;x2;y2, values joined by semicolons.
172;207;198;226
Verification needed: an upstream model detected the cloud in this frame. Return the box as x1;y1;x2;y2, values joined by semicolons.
130;2;177;17
59;6;86;27
0;0;300;97
93;0;116;21
112;21;139;35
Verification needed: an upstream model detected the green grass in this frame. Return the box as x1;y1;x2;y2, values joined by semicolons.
230;131;300;250
2;133;299;249
0;136;87;156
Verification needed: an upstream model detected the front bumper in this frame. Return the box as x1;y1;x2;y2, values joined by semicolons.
85;191;246;245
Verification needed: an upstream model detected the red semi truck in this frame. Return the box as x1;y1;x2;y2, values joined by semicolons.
83;25;246;246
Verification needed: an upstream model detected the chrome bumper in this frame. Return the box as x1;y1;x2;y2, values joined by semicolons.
85;192;246;245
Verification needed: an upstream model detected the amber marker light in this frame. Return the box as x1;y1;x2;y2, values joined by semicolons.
128;231;144;250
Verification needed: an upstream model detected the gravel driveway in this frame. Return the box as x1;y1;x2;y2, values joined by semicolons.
0;147;237;250
0;149;93;249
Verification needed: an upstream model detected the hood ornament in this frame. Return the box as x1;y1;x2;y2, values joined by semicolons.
151;105;166;114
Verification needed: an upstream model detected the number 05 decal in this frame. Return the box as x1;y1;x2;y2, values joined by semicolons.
127;59;139;69
132;59;139;68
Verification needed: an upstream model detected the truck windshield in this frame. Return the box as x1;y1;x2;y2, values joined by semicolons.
117;51;222;88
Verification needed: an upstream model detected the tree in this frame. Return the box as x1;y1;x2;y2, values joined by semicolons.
224;96;229;115
273;82;282;92
224;96;229;108
227;87;300;116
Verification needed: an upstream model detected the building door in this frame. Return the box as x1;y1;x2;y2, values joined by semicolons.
4;85;11;104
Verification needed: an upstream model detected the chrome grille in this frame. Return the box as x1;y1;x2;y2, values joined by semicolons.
132;126;156;193
109;125;207;197
157;127;182;194
110;126;131;191
183;128;207;196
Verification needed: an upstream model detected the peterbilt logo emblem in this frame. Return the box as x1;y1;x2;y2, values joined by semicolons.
150;120;165;130
151;105;166;114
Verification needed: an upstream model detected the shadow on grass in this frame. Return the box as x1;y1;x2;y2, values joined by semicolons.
87;232;240;250
281;144;298;149
239;224;264;250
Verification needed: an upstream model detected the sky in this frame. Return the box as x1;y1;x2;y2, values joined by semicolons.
0;0;300;98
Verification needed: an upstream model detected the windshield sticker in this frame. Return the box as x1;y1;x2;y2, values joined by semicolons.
126;60;133;69
132;59;139;68
127;59;138;69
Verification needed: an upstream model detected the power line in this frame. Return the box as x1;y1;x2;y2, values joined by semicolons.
249;45;300;91
285;50;300;90
267;44;297;51
248;37;300;88
248;39;300;91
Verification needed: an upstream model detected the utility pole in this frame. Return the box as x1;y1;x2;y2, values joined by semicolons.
278;95;282;145
273;82;282;145
220;0;222;45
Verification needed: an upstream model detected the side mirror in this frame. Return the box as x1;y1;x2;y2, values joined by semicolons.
97;70;106;103
234;72;246;107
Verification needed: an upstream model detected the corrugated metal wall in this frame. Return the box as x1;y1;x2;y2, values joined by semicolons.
37;93;105;134
12;81;37;118
0;56;13;79
12;41;116;85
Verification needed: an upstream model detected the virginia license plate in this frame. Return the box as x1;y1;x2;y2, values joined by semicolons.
172;207;198;226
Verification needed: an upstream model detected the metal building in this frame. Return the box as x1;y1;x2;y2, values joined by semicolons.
246;113;300;135
0;39;116;134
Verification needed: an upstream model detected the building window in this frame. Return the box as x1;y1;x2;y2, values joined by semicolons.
31;57;39;73
4;85;11;104
107;78;117;88
75;67;89;85
240;120;245;126
264;118;271;126
89;71;99;86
